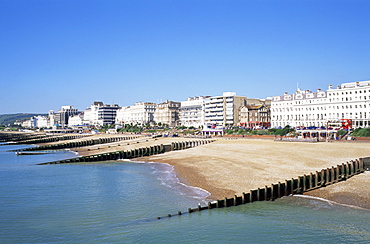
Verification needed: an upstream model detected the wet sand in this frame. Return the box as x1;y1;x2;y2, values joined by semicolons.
141;139;370;209
305;171;370;209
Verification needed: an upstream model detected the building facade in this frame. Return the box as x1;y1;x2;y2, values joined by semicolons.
83;102;102;126
54;105;79;127
83;102;120;126
97;104;120;125
204;92;248;128
68;113;85;127
238;103;271;128
180;96;210;128
154;100;180;127
115;102;156;125
271;81;370;128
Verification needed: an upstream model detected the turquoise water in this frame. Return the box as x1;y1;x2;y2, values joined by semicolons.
1;144;369;243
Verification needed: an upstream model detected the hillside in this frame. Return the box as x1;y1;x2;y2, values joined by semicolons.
0;113;47;126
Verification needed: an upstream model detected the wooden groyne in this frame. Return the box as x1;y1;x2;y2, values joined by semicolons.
157;157;370;219
0;132;49;143
38;139;215;165
3;134;91;145
12;136;139;152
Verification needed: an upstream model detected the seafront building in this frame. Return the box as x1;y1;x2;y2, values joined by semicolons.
115;102;156;125
53;105;79;127
68;113;85;127
271;80;370;129
33;115;49;128
83;102;120;126
83;102;102;126
21;119;33;128
203;92;247;129
154;100;181;127
203;92;270;129
48;110;55;127
97;104;120;125
180;96;210;128
238;100;271;128
17;80;370;132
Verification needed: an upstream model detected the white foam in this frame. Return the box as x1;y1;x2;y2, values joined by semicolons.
132;160;211;202
293;194;369;211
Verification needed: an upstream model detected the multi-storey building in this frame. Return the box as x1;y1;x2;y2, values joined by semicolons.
68;113;85;127
19;115;51;128
48;110;55;127
21;119;33;128
97;104;120;125
54;105;79;127
83;101;102;125
115;102;156;125
154;100;180;127
238;101;271;128
115;106;131;125
271;80;370;128
204;92;248;128
83;102;120;126
180;96;210;128
34;115;50;128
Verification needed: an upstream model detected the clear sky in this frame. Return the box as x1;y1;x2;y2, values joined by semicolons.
1;0;370;114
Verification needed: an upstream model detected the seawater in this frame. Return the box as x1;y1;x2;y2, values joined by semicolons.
1;144;369;243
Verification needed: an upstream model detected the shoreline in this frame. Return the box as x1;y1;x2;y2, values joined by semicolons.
293;194;369;211
304;171;370;209
140;139;370;209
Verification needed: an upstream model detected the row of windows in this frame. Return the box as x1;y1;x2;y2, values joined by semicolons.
328;96;370;102
328;89;369;96
272;112;368;120
273;104;368;113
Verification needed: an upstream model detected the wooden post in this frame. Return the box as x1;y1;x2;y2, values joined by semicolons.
331;166;335;182
359;158;364;172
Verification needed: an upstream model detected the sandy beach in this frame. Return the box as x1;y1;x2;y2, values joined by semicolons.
140;139;370;209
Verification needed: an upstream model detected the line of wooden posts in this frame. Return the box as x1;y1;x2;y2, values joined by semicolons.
0;133;48;143
15;136;139;151
38;139;215;165
4;134;90;145
158;158;367;219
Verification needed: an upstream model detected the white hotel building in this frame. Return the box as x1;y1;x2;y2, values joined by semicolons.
180;96;210;128
204;92;248;128
115;102;157;125
271;81;370;129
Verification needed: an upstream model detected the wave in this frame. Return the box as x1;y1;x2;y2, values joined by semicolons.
132;160;210;203
64;148;79;156
293;194;369;211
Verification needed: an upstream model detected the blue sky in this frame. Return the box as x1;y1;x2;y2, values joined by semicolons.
1;0;370;114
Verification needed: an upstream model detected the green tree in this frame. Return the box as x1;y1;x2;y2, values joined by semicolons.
275;125;294;136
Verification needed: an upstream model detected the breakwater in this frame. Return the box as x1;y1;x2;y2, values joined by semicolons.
12;136;139;152
2;134;91;145
38;139;215;165
0;132;48;143
157;157;369;219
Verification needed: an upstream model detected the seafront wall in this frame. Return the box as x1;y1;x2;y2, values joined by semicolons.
158;157;369;219
38;139;215;165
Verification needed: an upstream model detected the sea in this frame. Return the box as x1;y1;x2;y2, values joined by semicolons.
1;143;370;243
